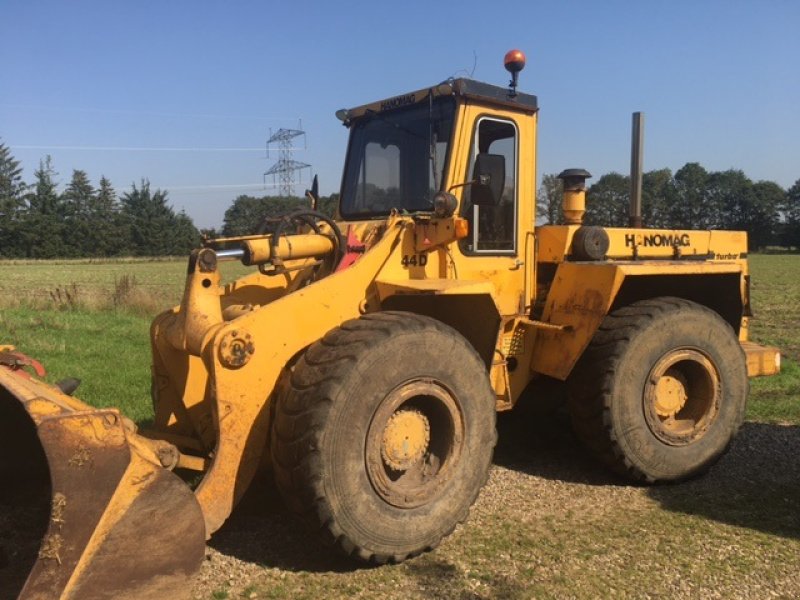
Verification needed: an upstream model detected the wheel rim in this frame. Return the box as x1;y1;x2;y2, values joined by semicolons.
643;348;721;446
366;378;464;509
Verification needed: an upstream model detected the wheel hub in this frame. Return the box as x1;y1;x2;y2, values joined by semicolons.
365;379;464;509
644;349;720;446
653;370;688;417
381;409;430;471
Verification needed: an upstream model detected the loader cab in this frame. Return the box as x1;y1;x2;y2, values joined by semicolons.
336;77;538;315
337;80;537;226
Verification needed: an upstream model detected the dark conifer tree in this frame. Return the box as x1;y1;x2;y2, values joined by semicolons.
0;141;27;257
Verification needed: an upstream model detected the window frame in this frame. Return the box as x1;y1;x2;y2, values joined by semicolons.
459;114;520;256
338;97;457;221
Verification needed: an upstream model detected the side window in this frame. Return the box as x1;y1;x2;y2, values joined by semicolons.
459;118;517;253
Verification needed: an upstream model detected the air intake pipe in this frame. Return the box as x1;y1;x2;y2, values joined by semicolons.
557;169;592;225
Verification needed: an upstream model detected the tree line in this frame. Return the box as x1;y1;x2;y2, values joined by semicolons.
2;141;799;258
0;142;342;259
217;193;338;237
538;164;800;250
0;142;198;258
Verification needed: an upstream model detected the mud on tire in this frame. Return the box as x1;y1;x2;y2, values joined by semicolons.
567;297;748;482
270;311;497;563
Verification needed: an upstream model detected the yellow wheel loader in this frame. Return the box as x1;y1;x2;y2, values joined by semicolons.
0;50;781;598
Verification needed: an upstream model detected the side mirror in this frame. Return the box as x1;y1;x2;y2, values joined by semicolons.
471;153;505;206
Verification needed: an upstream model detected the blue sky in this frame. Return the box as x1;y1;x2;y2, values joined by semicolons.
2;0;798;229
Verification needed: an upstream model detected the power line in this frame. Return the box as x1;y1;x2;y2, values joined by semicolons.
166;182;280;190
46;180;311;194
10;145;268;152
161;181;311;194
0;103;298;122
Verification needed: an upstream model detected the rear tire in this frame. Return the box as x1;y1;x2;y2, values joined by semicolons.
567;297;748;482
271;311;497;563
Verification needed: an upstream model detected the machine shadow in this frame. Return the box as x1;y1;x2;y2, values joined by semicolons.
495;398;800;541
648;421;800;540
492;391;624;487
210;397;800;571
207;475;366;573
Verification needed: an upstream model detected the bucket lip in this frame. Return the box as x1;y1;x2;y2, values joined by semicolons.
0;367;104;426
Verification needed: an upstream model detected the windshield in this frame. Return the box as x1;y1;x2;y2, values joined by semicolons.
340;97;455;219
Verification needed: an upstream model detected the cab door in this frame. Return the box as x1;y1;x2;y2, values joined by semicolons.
449;101;536;316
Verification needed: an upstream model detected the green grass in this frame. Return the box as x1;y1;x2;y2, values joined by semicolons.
748;254;800;362
0;307;155;422
745;254;800;425
749;359;800;423
0;257;188;308
0;257;250;423
0;256;249;312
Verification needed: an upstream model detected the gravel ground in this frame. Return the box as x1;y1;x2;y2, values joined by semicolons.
191;414;800;599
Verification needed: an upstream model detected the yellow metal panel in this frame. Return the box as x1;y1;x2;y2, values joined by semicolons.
535;224;576;262
741;342;781;377
605;228;713;259
497;317;538;410
530;260;746;380
614;261;744;276
530;262;625;380
375;278;496;299
443;101;537;316
531;260;743;379
535;225;749;263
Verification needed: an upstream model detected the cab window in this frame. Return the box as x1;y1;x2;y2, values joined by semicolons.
340;97;455;218
459;117;517;254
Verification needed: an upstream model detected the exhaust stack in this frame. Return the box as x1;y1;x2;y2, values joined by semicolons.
629;112;644;228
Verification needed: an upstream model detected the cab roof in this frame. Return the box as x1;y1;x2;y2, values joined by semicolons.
343;78;538;123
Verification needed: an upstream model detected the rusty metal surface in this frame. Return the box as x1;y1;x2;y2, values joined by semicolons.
0;372;205;600
530;262;624;380
20;411;132;598
0;349;47;378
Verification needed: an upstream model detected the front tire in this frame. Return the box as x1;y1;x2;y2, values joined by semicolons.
271;312;497;563
567;297;748;482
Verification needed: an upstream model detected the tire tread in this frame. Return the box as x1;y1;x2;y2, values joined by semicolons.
271;311;495;563
567;297;746;483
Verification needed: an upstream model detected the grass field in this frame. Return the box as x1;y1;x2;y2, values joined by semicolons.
0;254;798;599
745;255;800;424
0;257;248;422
